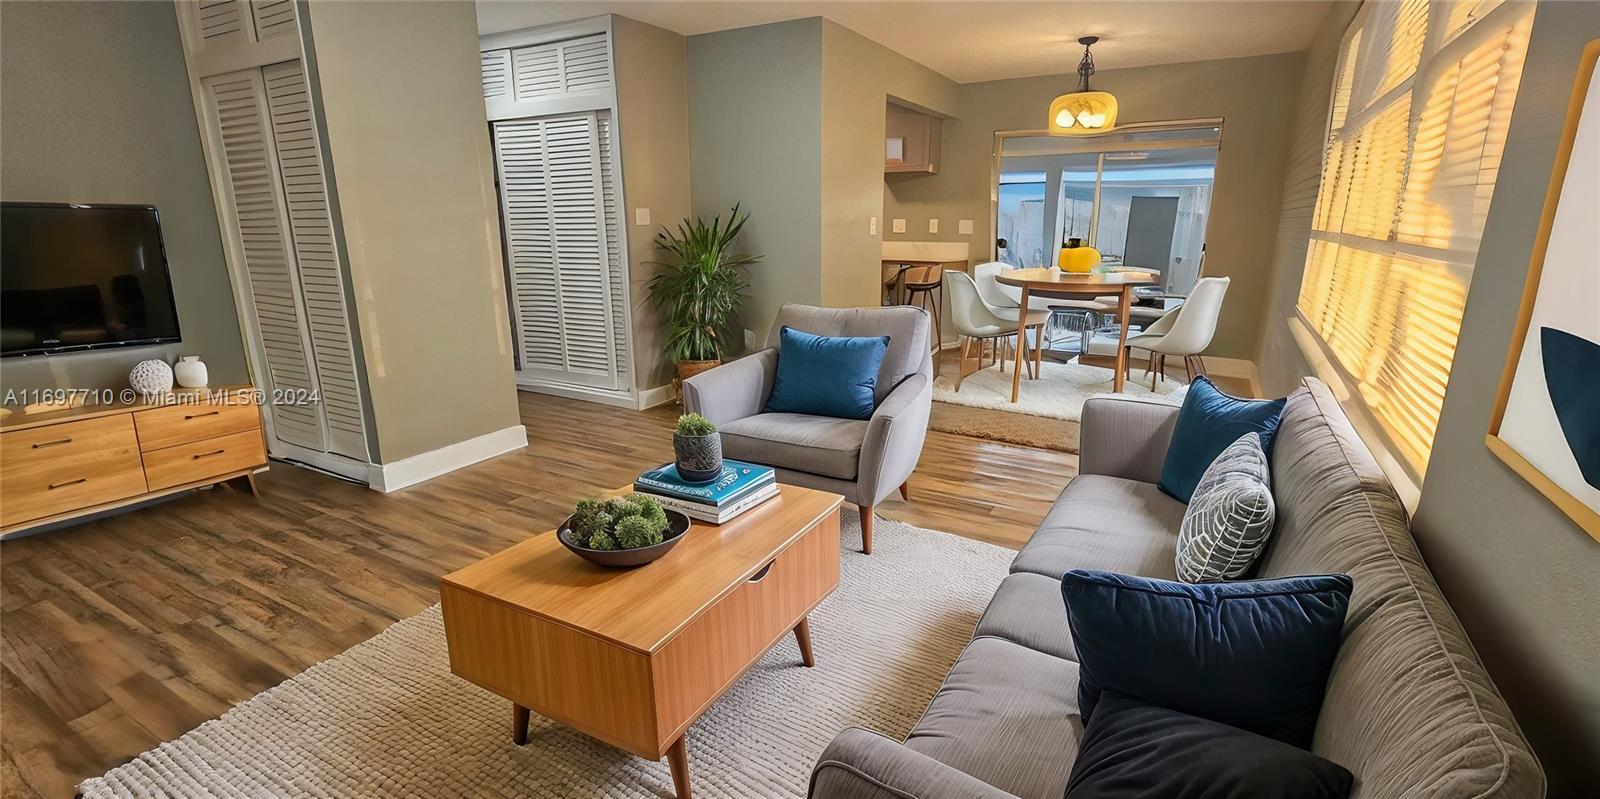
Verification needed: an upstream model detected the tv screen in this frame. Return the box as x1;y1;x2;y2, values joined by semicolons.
2;202;182;357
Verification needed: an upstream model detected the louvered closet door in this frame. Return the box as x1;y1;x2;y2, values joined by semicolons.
493;112;620;388
202;68;327;451
262;60;369;461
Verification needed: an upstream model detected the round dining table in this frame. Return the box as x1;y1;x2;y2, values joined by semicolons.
994;268;1159;401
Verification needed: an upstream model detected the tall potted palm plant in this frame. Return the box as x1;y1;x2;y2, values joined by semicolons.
647;204;762;382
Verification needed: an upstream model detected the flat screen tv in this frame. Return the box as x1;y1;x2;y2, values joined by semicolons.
2;202;182;357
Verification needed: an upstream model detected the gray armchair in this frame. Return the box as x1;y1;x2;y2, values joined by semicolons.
681;304;933;554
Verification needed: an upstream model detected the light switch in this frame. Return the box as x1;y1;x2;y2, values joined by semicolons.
869;216;878;235
892;218;906;234
928;219;940;234
959;219;974;235
634;207;651;226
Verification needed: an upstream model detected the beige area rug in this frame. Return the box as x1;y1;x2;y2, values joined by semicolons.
79;511;1013;799
934;357;1185;422
929;400;1082;453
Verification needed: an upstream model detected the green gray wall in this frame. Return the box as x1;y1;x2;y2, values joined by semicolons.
1410;2;1600;791
686;19;824;345
0;1;247;394
883;51;1307;362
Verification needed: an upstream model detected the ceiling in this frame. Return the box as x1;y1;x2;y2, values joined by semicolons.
476;1;1334;84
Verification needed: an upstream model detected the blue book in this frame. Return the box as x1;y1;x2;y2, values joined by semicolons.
634;460;775;506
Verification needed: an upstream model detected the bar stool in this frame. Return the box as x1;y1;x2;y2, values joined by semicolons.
902;264;943;373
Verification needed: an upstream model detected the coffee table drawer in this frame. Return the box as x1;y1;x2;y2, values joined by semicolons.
650;510;841;741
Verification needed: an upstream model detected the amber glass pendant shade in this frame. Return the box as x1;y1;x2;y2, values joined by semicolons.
1049;91;1119;134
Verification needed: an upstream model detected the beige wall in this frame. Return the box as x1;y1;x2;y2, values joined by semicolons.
1408;2;1600;791
0;0;247;394
306;0;521;463
883;51;1307;361
1253;1;1599;789
1256;1;1360;395
686;19;824;345
613;17;693;390
820;20;959;310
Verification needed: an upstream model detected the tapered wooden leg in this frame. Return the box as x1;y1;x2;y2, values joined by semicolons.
667;735;692;798
1151;351;1160;391
1184;354;1196;382
898;481;909;501
511;703;530;745
794;618;815;667
1034;324;1044;376
861;506;874;554
226;472;258;495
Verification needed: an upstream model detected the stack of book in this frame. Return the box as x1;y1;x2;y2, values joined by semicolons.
633;459;778;523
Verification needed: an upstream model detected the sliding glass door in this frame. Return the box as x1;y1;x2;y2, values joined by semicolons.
993;123;1222;295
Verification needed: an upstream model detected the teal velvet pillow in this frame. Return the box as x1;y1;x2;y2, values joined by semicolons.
765;326;890;420
1158;377;1286;502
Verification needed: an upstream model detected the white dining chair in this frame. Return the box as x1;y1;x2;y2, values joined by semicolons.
945;270;1049;390
1124;275;1230;389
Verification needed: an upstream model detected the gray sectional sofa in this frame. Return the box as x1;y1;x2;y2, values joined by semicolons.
809;378;1545;799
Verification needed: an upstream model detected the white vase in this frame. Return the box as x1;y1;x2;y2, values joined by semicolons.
129;359;174;396
174;355;208;388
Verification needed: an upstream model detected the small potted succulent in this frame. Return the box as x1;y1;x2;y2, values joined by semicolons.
559;494;690;568
673;413;723;483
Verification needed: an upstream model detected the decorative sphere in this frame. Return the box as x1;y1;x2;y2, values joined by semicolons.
129;359;175;396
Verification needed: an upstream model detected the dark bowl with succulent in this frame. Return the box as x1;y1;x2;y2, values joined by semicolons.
558;494;691;568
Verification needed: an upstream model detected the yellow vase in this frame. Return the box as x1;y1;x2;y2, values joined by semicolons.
1058;246;1102;273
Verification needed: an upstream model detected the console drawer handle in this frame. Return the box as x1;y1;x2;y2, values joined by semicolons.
192;449;226;460
748;560;776;583
48;477;87;490
32;437;72;449
184;410;220;420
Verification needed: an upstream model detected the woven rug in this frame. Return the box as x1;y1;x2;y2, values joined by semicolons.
79;511;1013;798
934;357;1184;423
928;401;1081;453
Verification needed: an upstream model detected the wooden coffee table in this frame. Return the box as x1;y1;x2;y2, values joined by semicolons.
440;484;843;798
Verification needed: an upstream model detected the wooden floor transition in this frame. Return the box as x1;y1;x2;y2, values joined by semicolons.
0;383;1089;797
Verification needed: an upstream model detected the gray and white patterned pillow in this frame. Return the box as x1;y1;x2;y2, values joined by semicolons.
1175;432;1275;583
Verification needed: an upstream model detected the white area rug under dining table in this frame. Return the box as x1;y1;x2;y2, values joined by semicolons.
79;511;1014;798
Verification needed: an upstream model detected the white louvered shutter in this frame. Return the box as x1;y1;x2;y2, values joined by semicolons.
194;0;248;50
263;60;369;461
482;50;511;101
202;68;326;451
493;112;620;388
249;0;296;41
596;111;628;384
484;33;614;104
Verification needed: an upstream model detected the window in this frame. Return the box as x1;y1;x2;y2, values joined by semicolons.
994;124;1221;294
1296;0;1531;480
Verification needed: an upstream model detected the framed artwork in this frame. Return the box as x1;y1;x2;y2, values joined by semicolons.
1487;39;1600;541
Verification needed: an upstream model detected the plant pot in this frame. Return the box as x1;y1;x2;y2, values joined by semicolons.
557;510;692;568
673;432;723;483
676;359;720;382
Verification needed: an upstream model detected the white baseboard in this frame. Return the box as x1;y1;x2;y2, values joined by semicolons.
636;383;677;409
516;378;637;409
369;425;528;493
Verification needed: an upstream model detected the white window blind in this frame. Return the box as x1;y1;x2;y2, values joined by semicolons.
1296;0;1531;478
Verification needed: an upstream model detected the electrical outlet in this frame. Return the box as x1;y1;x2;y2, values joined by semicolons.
891;218;906;234
958;219;974;235
869;216;878;235
928;219;940;234
634;208;651;226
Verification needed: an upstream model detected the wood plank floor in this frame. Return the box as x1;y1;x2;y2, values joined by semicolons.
1;388;1083;798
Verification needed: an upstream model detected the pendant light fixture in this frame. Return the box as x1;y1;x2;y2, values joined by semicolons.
1048;36;1118;135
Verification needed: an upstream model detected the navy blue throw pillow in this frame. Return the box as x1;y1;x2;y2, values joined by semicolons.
765;326;890;421
1159;376;1286;502
1061;570;1351;750
1066;691;1354;799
